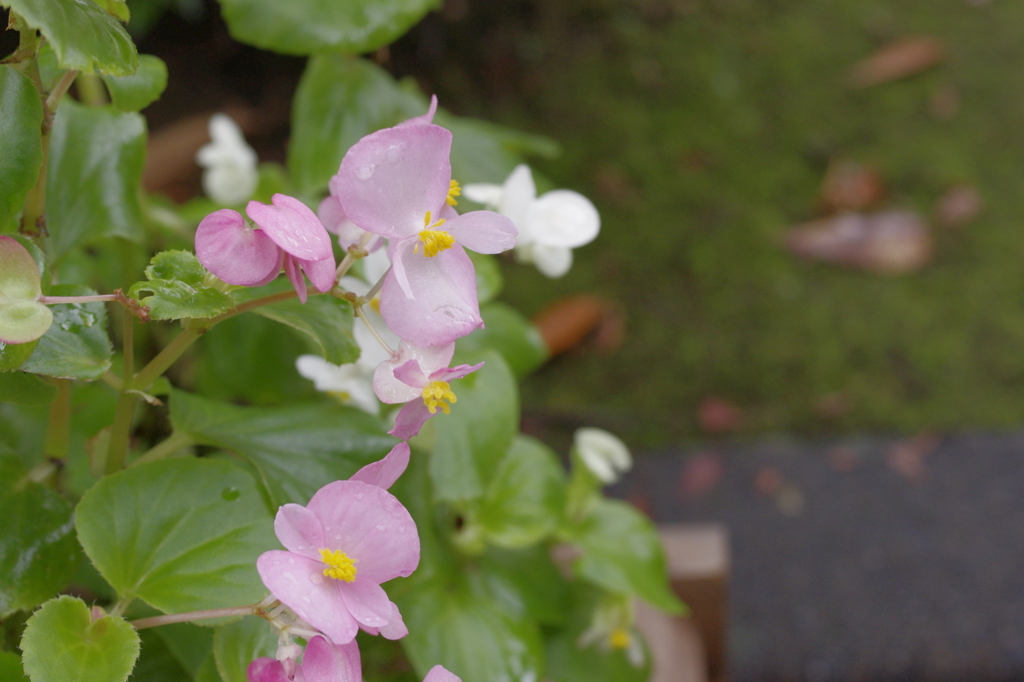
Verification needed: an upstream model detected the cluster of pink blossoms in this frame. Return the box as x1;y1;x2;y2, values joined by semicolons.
196;97;516;441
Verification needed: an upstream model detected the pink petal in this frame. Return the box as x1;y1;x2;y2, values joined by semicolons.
339;577;393;631
195;209;281;286
301;636;361;682
256;550;358;645
372;341;455;405
394;360;428;389
350;441;410;490
379;245;482;347
335;125;452;240
397;95;438;127
305;481;419;584
430;361;485;383
247;194;333;261
274;504;324;561
246;658;291;682
284;255;308;304
380;601;409;640
423;665;462;682
443;211;518;254
316;195;348;235
388;400;434;441
299;255;337;293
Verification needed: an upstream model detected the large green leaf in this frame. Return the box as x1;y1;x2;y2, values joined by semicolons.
0;456;82;616
477;435;565;548
169;389;396;507
46;100;146;261
430;350;518;502
0;67;43;233
455;302;549;379
19;596;140;682
218;0;439;56
0;340;39;372
212;616;277;682
397;574;544;682
101;54;167;111
128;250;234;320
75;458;275;614
133;629;194;682
0;651;25;680
0;236;51;345
3;0;138;75
476;545;570;627
153;622;215;679
288;55;423;192
435;111;560;186
250;283;359;365
565;499;684;614
20;284;112;381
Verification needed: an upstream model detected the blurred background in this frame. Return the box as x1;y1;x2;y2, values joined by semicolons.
50;0;1024;679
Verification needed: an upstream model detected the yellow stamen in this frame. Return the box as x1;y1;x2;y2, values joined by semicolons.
327;390;352;403
608;627;632;650
319;548;357;582
446;179;461;206
422;380;457;415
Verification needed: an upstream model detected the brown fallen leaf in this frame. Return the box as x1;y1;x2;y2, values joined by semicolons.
678;451;724;499
934;184;983;228
785;210;932;274
886;431;940;483
820;159;884;213
849;36;946;89
531;294;618;356
697;396;744;434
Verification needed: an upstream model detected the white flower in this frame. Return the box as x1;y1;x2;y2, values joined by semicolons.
195;113;258;205
573;427;632;484
463;164;599;278
295;355;380;415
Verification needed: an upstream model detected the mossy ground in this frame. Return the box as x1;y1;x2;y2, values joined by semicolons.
398;0;1024;446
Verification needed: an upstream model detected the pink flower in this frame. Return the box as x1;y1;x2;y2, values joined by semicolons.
247;635;360;682
332;112;517;346
255;476;419;645
195;194;336;303
372;341;483;440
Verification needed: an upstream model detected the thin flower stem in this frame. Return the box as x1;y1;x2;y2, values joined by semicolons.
122;312;135;387
130;605;257;630
38;294;118;305
132;327;203;391
206;285;318;327
363;266;390;303
336;232;374;279
102;370;123;391
105;391;139;474
355;307;395;355
45;69;78;111
131;430;194;467
75;73;107;106
43;379;72;461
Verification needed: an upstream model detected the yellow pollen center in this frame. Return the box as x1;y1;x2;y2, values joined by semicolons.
446;179;461;206
416;212;454;257
327;390;352;403
319;548;356;582
608;628;632;650
422;380;457;414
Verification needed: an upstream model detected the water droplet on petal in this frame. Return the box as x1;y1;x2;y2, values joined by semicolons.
356;164;375;181
334;534;342;540
355;493;365;501
377;524;386;531
398;526;405;533
309;573;323;585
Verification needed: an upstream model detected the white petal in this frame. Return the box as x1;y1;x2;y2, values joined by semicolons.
362;247;392;285
461;183;504;208
574;427;632;483
532;244;573;278
526;190;600;248
500;164;536;229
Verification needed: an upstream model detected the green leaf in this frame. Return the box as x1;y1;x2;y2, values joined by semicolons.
566;499;684;614
153;622;215;679
434;111;560;185
101;54;167;111
397;574;544;682
74;458;275;614
218;0;439;56
21;284;112;381
19;596;140;682
455;302;549;379
128;251;234;320
0;340;39;371
477;544;570;626
0;236;51;345
430;351;518;502
91;0;130;21
212;617;277;682
46;100;146;262
0;67;43;233
0;651;25;680
477;435;565;548
169;389;396;507
468;251;502;304
3;0;138;74
288;55;424;192
250;282;359;365
133;629;193;682
0;457;83;616
0;371;59;406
